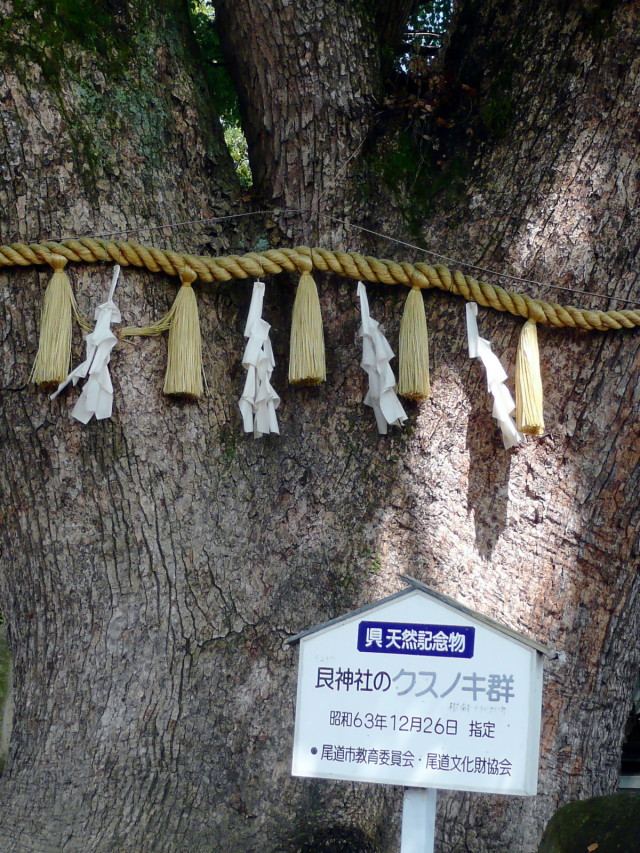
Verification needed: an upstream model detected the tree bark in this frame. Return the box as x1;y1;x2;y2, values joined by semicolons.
0;0;639;851
215;0;416;241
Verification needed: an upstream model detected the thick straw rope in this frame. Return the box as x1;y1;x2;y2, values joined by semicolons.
2;239;639;332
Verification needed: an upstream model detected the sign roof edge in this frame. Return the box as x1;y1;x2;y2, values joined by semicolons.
286;574;552;655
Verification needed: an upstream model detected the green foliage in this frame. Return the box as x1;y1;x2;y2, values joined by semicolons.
370;0;480;229
188;0;239;123
408;0;453;38
400;0;453;68
188;1;252;186
224;125;252;187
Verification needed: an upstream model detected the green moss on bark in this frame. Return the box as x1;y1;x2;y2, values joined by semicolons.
0;0;227;200
0;0;142;83
366;126;472;233
538;792;640;853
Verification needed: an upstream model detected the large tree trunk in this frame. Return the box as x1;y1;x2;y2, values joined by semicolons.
424;2;640;846
0;1;638;852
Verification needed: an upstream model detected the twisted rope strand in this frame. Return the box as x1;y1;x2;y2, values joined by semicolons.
1;239;638;331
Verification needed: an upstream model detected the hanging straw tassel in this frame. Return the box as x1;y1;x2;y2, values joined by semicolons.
30;254;78;389
163;267;203;398
515;319;545;435
288;270;326;385
398;286;431;400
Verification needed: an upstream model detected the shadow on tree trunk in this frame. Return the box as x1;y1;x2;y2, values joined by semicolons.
274;824;380;853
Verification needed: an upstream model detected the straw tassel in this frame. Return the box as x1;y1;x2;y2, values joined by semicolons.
515;319;545;435
398;286;431;400
288;270;326;385
30;254;77;389
163;267;203;398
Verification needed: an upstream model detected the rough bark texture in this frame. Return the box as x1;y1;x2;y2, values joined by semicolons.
215;0;388;242
0;0;639;852
403;1;640;848
215;0;415;215
0;625;11;770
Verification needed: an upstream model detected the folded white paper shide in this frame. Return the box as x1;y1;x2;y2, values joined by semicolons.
466;302;522;449
239;279;280;438
50;264;122;423
358;281;407;434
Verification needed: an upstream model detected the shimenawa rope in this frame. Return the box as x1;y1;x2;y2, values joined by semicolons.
2;238;639;332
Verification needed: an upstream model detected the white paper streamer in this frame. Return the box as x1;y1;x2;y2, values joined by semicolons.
50;265;122;423
357;281;407;434
239;280;280;438
465;302;522;449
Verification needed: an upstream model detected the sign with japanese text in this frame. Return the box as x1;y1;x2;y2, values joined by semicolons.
357;621;475;659
290;584;545;795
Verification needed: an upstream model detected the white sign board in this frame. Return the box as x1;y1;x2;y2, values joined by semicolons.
291;583;545;796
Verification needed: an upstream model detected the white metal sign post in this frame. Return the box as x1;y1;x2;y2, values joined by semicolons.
288;577;548;853
401;788;437;853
